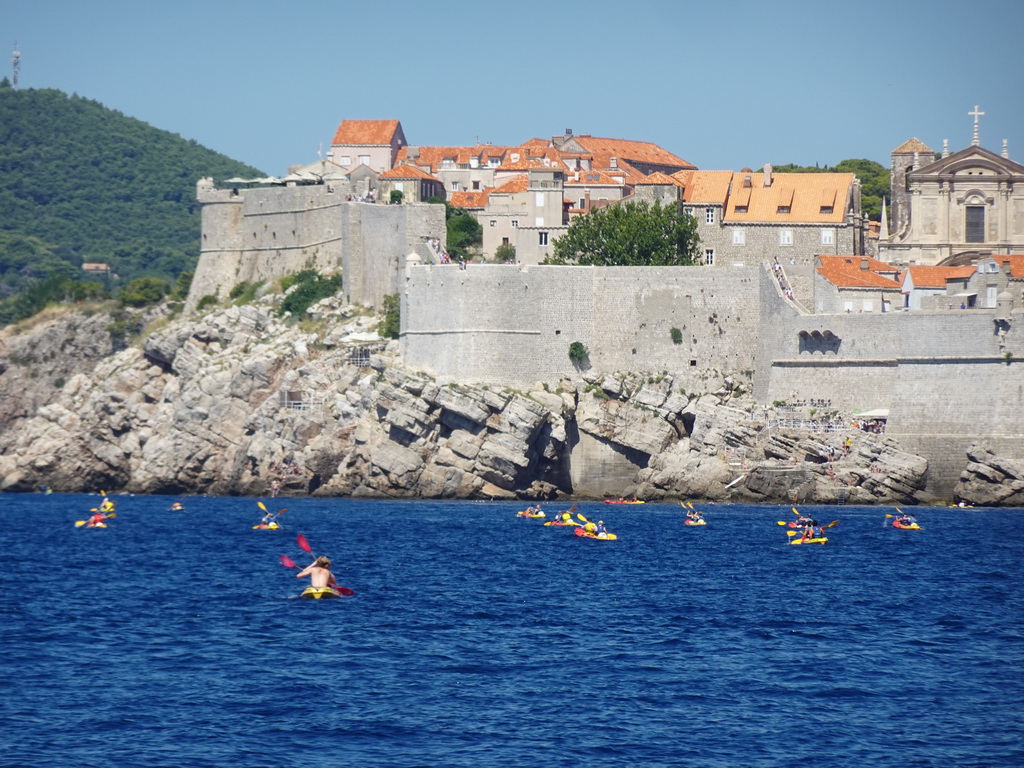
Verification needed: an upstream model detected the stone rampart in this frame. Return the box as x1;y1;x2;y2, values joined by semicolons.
400;264;763;390
402;262;1024;496
188;183;445;312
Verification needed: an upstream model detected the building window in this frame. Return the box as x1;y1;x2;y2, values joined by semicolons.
821;229;834;245
489;220;496;227
705;208;715;224
340;155;351;166
472;181;480;190
735;205;748;213
539;232;549;246
780;229;793;246
705;249;715;265
966;206;985;243
502;237;509;245
732;229;745;245
579;198;586;209
777;205;791;214
358;155;370;166
863;300;874;312
451;182;460;191
511;220;519;228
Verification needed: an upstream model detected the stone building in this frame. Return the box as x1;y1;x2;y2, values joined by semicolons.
881;112;1024;266
813;255;903;314
328;119;407;174
377;164;444;203
679;165;865;268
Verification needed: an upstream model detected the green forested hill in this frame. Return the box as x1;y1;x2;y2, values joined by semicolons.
0;83;264;314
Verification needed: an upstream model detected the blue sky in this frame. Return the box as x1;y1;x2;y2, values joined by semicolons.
4;0;1023;176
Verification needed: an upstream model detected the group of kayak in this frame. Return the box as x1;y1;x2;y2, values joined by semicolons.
74;495;117;528
518;505;618;539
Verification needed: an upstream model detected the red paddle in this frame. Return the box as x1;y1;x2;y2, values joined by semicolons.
286;536;355;595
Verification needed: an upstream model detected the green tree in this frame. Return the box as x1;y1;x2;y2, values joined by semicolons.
379;293;400;339
494;243;516;263
446;209;482;262
548;201;700;266
119;276;171;307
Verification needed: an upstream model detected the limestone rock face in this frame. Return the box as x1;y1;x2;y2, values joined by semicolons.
955;445;1024;506
0;297;1010;504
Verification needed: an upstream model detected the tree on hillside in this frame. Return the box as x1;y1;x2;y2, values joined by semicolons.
546;200;700;266
0;87;265;324
772;159;890;222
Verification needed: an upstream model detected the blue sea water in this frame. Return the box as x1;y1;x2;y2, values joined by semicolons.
1;495;1022;768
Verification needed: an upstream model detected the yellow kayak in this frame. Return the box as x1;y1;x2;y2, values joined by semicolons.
789;536;828;545
300;586;343;600
253;523;281;530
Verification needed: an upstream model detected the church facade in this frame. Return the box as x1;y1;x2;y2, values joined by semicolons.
882;113;1024;266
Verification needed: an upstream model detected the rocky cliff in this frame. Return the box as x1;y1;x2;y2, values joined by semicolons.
0;293;1013;505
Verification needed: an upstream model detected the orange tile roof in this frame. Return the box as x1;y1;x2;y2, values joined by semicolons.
448;190;490;208
817;265;903;289
906;265;977;288
675;170;733;204
819;255;898;274
332;119;401;146
565;170;628;186
893;137;935;155
490;175;530;195
570;135;696;170
723;172;853;224
395;145;516;172
379;164;440;181
635;171;685;186
996;255;1024;278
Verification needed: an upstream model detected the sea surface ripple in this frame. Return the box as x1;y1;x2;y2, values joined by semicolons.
1;495;1021;767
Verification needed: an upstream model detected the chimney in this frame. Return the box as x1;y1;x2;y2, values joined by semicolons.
610;157;618;169
860;258;869;271
565;128;573;137
763;163;772;187
743;175;752;188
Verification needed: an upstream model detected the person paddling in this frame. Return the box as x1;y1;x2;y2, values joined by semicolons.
297;556;335;589
86;511;109;527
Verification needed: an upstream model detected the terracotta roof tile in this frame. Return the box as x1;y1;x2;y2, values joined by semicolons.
332;120;401;146
724;172;853;224
490;175;530;194
906;265;977;288
675;170;733;204
817;265;903;289
378;164;440;181
448;190;490;208
893;137;935;155
570;135;696;170
819;255;898;274
635;171;685;186
996;255;1024;279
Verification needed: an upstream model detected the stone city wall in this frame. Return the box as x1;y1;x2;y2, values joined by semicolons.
188;182;445;312
400;264;763;390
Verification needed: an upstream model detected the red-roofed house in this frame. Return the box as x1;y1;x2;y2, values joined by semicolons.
377;164;444;203
328;120;407;173
813;255;903;313
902;265;978;309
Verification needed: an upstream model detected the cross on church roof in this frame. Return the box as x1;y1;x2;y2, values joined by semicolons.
969;104;985;146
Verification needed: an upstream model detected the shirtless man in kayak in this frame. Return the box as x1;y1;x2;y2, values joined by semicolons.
296;556;334;588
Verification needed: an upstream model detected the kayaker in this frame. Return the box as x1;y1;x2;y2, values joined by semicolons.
99;497;115;513
296;556;334;589
595;520;608;537
260;511;278;528
86;511;109;527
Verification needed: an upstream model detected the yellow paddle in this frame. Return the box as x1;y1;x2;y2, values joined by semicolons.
75;513;116;527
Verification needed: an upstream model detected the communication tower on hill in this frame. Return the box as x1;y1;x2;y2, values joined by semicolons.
11;41;20;89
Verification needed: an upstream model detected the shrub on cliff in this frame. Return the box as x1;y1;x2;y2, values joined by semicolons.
379;293;400;339
278;271;343;318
